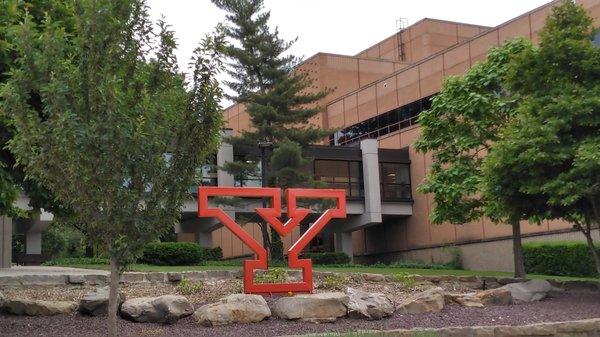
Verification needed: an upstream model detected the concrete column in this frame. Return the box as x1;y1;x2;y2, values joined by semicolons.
334;231;353;263
26;231;42;255
197;231;213;248
360;139;382;223
217;129;235;187
1;216;12;268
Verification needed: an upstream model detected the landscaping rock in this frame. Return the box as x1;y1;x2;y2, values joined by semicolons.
84;274;108;285
19;274;68;286
120;272;146;283
346;287;394;320
146;272;166;283
361;273;385;282
67;275;85;285
79;287;126;316
476;287;513;305
397;287;445;314
194;294;271;326
500;279;561;304
167;272;182;282
444;293;484;308
120;295;193;324
4;299;77;316
272;292;348;323
0;292;5;309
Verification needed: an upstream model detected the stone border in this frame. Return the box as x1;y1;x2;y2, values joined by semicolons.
0;270;598;292
284;318;600;337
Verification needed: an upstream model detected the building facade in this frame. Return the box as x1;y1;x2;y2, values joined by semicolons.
177;0;600;272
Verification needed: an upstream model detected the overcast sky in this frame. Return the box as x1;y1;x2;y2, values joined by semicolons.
147;0;551;72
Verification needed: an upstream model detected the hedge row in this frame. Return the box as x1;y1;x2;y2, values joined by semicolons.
524;242;599;277
302;252;350;265
140;242;222;266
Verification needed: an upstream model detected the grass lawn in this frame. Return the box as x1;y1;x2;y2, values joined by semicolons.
53;263;597;281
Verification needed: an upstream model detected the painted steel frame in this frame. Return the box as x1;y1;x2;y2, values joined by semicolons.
197;186;346;294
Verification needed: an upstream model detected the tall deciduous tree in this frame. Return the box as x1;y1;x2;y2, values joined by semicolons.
1;0;222;335
0;0;72;217
415;39;535;278
213;0;330;261
483;1;600;276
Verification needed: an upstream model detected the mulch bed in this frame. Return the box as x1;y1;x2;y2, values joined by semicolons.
1;290;599;337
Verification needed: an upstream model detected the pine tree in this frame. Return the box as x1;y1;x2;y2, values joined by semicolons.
213;0;330;261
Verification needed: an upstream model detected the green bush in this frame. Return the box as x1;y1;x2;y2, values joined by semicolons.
43;257;109;266
302;252;350;265
524;241;599;277
140;242;222;266
176;279;204;295
141;242;202;265
199;246;223;261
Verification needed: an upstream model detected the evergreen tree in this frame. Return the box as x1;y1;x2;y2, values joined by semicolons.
213;0;330;261
483;1;600;275
1;0;222;334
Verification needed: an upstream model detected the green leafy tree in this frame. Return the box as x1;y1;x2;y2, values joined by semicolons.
1;0;222;335
415;39;535;278
213;0;330;261
483;1;600;276
0;0;72;217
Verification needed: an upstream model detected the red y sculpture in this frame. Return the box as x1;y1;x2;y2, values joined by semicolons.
197;186;346;294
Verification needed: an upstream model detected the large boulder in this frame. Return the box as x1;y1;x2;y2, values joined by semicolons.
79;286;126;316
4;299;77;316
444;293;484;308
194;294;271;326
272;292;349;323
120;295;193;324
500;279;561;304
346;288;394;320
397;287;445;314
476;288;513;305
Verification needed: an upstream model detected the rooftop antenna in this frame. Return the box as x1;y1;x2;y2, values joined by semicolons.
396;18;408;61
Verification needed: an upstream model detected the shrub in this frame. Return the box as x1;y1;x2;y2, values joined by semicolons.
319;273;348;290
524;241;600;277
140;242;202;265
140;242;223;266
43;257;109;266
303;252;350;265
199;246;223;261
255;268;288;284
392;272;418;289
176;279;204;295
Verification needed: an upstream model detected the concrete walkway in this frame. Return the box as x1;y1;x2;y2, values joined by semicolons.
0;265;109;276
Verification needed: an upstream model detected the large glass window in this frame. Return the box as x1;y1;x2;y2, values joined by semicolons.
380;162;411;201
330;95;434;146
314;160;364;198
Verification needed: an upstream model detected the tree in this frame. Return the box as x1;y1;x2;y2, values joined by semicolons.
415;39;535;278
213;0;329;261
483;1;600;276
1;0;222;335
0;0;71;218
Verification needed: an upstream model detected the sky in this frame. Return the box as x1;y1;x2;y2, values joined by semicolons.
147;0;552;72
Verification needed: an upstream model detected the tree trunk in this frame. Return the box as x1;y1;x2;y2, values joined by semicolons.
511;220;526;278
108;256;120;337
581;224;600;277
85;245;94;258
259;222;270;261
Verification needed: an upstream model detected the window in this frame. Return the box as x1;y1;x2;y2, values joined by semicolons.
380;162;411;201
314;160;364;198
330;95;434;146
